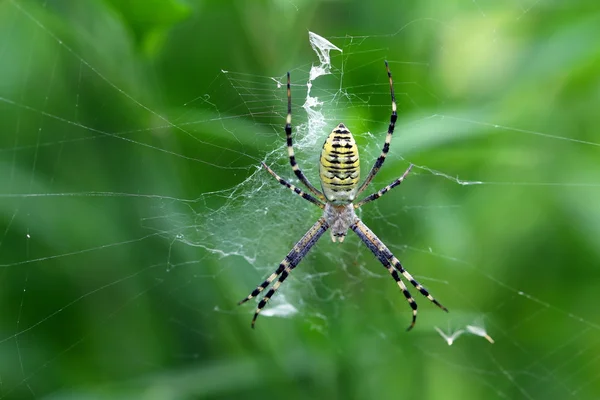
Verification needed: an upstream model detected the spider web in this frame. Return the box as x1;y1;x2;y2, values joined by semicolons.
1;0;600;399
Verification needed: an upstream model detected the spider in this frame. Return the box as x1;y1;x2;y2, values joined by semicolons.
239;61;448;330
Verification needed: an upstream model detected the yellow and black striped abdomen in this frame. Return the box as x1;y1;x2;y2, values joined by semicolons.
319;123;360;204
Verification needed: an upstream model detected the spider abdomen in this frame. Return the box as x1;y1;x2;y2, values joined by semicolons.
319;123;360;204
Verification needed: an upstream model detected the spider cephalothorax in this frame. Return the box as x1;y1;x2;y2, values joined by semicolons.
239;61;448;330
323;203;355;242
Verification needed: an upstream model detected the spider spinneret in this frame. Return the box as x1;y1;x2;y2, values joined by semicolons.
239;61;448;330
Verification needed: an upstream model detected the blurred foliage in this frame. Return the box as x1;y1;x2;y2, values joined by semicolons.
1;0;600;399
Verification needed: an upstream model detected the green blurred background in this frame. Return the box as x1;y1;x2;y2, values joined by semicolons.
1;0;600;399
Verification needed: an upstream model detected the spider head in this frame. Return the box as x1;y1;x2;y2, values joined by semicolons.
330;231;346;243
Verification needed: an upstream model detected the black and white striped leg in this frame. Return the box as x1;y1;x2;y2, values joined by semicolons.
239;218;329;328
388;254;448;313
355;164;413;208
351;219;447;330
238;217;325;305
261;162;324;208
351;220;417;330
250;267;293;328
285;72;326;200
238;260;287;305
357;60;397;195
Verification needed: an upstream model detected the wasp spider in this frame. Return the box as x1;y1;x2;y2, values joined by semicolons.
239;61;448;330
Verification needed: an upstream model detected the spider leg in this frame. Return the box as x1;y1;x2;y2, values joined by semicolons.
351;219;417;330
261;162;324;209
357;60;397;195
238;260;287;305
285;72;326;200
355;164;413;208
237;214;325;303
351;218;447;331
239;217;329;328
